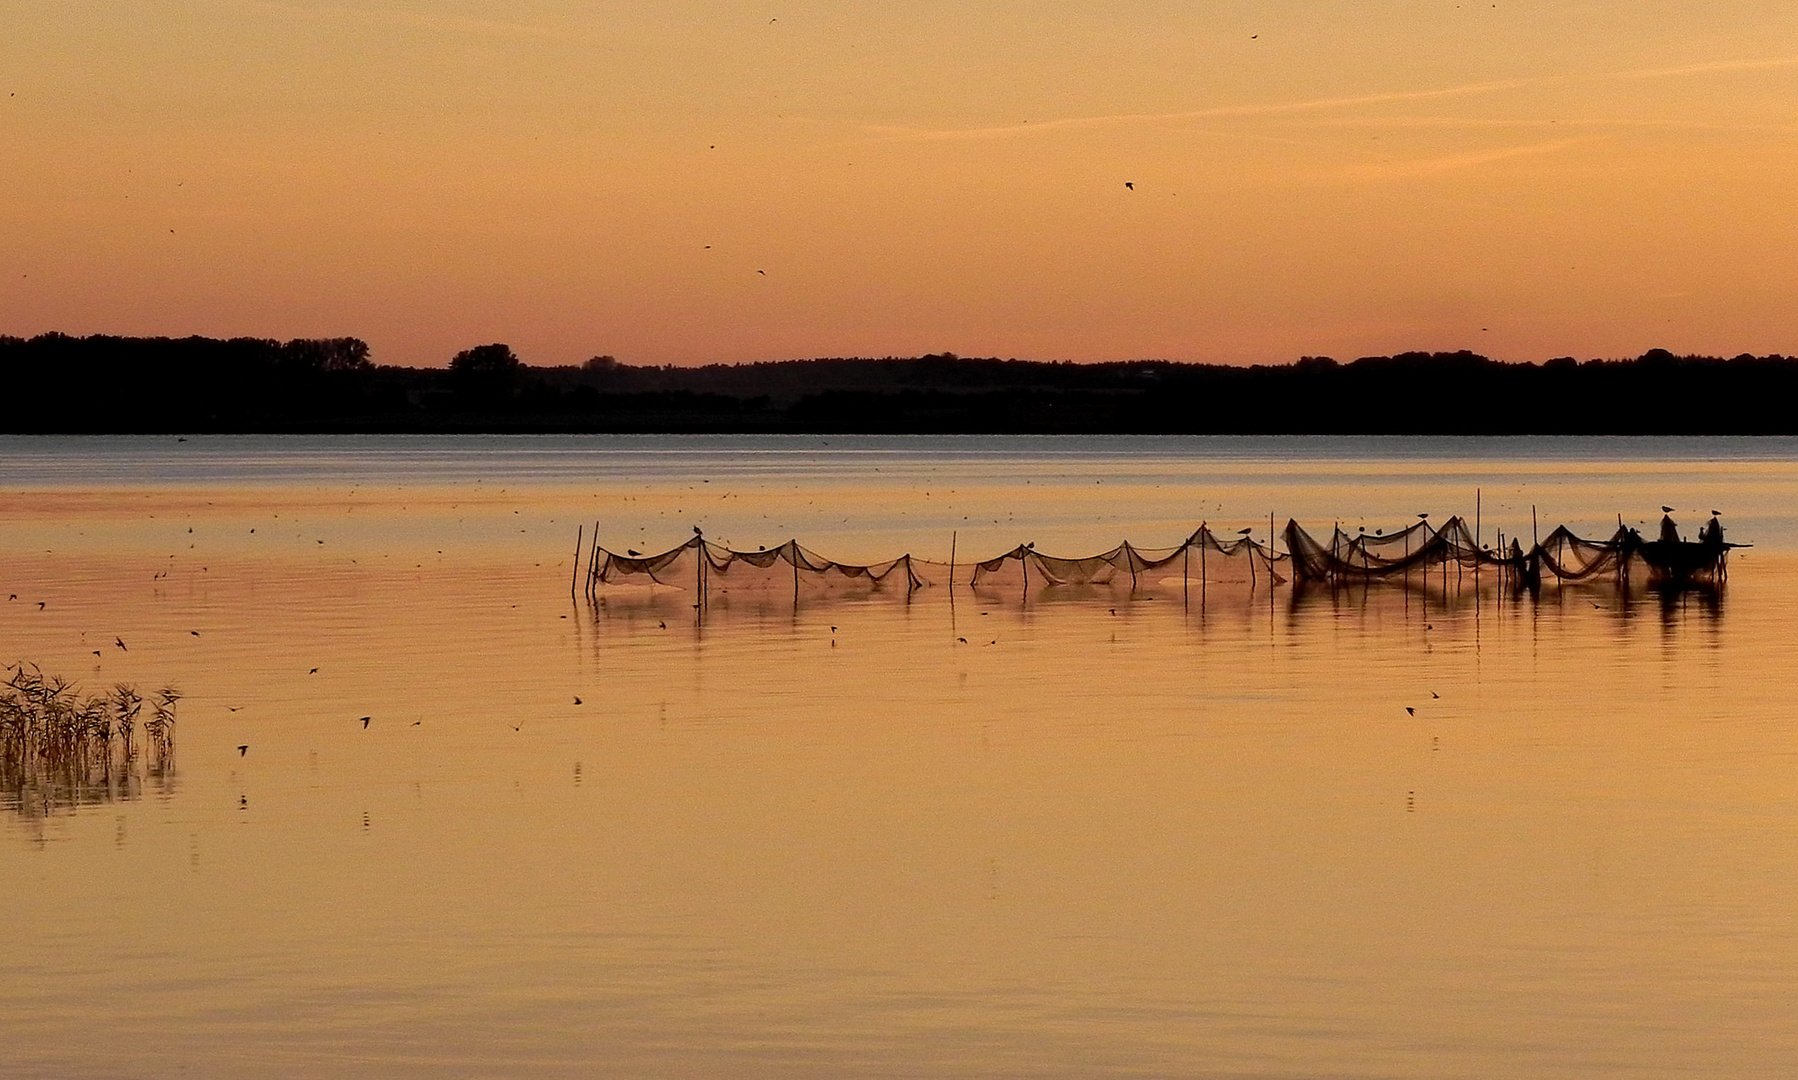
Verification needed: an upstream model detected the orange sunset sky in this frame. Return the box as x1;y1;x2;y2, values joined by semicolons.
3;2;1796;368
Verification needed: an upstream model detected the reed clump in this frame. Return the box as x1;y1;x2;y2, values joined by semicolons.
0;664;177;820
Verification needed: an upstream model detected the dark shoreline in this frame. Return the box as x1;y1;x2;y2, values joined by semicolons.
4;334;1795;434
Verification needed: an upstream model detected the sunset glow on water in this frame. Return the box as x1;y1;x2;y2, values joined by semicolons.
3;436;1796;1078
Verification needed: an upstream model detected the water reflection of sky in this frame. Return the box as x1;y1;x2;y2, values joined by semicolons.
0;435;1793;561
0;444;1792;1078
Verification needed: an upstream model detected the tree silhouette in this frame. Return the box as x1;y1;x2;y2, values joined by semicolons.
449;343;521;401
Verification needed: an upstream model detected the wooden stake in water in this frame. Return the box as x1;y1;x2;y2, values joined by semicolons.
589;522;602;595
694;529;705;608
1182;535;1189;610
570;525;583;599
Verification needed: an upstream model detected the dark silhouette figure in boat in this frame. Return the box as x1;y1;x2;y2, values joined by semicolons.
1638;512;1736;586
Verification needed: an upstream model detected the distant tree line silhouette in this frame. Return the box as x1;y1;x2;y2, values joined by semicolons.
1;334;1796;433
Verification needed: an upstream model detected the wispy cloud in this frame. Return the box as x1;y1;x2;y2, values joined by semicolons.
865;79;1541;143
1311;116;1798;134
1339;137;1590;182
248;1;560;42
868;55;1798;143
1612;55;1798;81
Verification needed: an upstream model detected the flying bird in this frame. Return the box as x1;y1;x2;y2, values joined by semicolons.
360;716;370;728
37;602;45;609
1711;509;1721;516
573;696;582;705
1405;707;1415;716
756;269;766;275
309;667;319;674
1662;506;1674;513
115;637;127;651
1124;182;1133;190
237;745;248;755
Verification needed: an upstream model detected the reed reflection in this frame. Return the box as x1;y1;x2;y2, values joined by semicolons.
0;666;178;831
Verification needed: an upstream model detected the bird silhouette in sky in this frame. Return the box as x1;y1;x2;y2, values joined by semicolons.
360;716;370;728
1405;707;1416;716
309;667;319;674
115;637;127;651
1124;182;1133;190
237;745;249;756
756;269;766;275
573;696;582;705
1662;505;1675;513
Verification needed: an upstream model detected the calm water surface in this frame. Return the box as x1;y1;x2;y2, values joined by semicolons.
1;436;1794;1079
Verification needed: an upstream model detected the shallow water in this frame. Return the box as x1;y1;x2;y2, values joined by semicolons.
2;436;1794;1079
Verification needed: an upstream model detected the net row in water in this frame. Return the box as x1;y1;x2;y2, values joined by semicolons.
578;515;1736;602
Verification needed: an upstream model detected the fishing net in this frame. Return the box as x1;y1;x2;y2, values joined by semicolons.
1280;515;1731;587
582;515;1734;604
590;537;934;599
